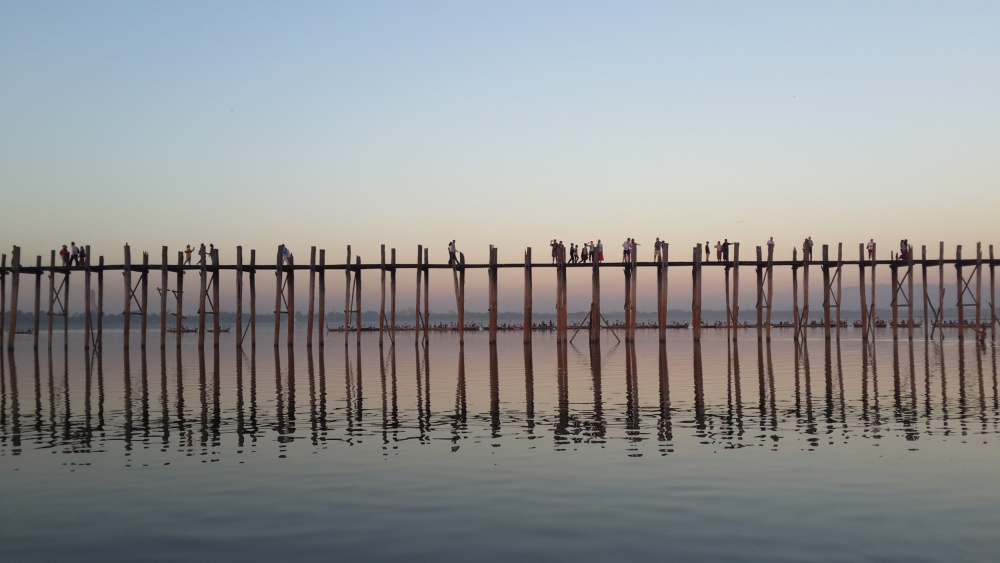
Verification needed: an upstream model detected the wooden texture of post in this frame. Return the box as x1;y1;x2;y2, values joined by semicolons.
212;249;221;348
355;255;362;345
937;242;945;336
175;252;183;348
7;246;19;349
318;249;325;347
237;246;244;348
47;251;55;347
390;248;396;344
489;246;498;344
124;245;132;349
660;244;669;342
345;245;352;344
869;244;876;337
85;246;92;350
198;247;208;349
287;251;295;348
692;244;701;342
250;249;257;348
451;251;460;341
415;245;422;345
308;246;316;347
921;245;928;340
890;261;899;341
822;245;831;340
524;247;532;344
956;245;964;340
160;246;168;349
732;243;740;333
380;245;386;344
802;246;809;339
141;252;149;349
629;248;638;341
558;245;567;342
657;246;665;342
591;246;601;343
623;254;632;342
0;254;6;347
755;246;763;341
423;247;429;345
792;248;801;342
96;256;104;349
274;246;282;348
62;256;69;345
459;253;466;345
835;243;843;339
907;245;914;341
859;244;868;341
766;242;774;341
990;245;996;340
33;256;41;350
975;242;983;329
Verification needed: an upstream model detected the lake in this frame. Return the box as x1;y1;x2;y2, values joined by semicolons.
1;328;998;561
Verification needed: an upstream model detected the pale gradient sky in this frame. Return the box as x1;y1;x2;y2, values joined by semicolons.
2;1;998;315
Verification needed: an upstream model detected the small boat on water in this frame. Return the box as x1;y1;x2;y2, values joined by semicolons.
167;326;197;333
15;328;33;335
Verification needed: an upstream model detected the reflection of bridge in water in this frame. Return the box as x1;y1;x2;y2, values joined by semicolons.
2;241;998;353
1;335;997;459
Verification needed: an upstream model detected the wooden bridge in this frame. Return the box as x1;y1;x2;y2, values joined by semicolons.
1;241;997;351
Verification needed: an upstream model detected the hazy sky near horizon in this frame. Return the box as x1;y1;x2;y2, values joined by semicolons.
2;1;998;313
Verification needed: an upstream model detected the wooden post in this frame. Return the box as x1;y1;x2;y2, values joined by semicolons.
96;255;104;350
869;243;877;337
237;246;244;348
415;245;422;345
355;255;362;345
623;253;632;342
907;244;914;341
692;244;702;342
308;246;316;347
891;260;899;341
802;245;810;339
732;243;740;333
921;245;929;341
33;256;41;350
7;246;19;350
793;248;801;342
990;245;996;340
274;246;283;348
85;246;92;351
175;252;184;348
250;249;257;348
390;248;397;344
423;247;429;345
590;245;601;343
822;245;832;340
62;253;69;346
660;244;669;342
956;245;964;340
489;246;498;344
859;244;868;341
380;245;386;344
0;254;5;347
524;247;532;344
287;250;295;348
212;248;221;348
766;242;774;341
47;251;55;348
976;242;983;329
755;246;763;341
319;249;326;347
657;245;665;342
124;245;132;349
835;243;843;339
938;242;945;337
459;253;466;345
198;246;208;349
630;246;638;341
345;245;352;344
141;251;149;349
160;246;168;349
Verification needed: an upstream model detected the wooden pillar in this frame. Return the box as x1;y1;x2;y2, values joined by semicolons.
557;245;567;343
835;243;843;339
47;251;55;348
629;248;638;341
755;246;764;341
415;245;422;345
732;243;740;332
907;244;914;341
96;256;104;350
345;245;352;345
937;242;945;337
802;246;810;339
175;252;184;348
792;248;801;342
318;249;325;347
390;248;396;344
0;254;6;347
870;243;877;337
524;247;532;344
380;245;386;344
274;246;283;348
211;248;220;348
821;244;831;340
890;261;899;341
489;246;498;344
590;245;601;343
422;247;429;345
695;242;707;334
658;244;668;342
198;246;208;349
7;246;19;350
308;246;316;347
990;245;996;340
623;255;632;342
859;244;868;341
124;245;132;349
237;246;244;348
287;251;295;348
766;242;774;341
85;246;93;351
355;255;362;345
956;245;964;340
975;242;983;329
33;256;41;350
921;245;929;341
250;249;257;348
62;253;69;346
458;253;466;345
160;246;168;349
141;252;149;349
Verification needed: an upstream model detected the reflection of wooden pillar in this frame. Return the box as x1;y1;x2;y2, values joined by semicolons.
692;244;701;342
858;244;868;341
524;247;532;344
956;245;964;340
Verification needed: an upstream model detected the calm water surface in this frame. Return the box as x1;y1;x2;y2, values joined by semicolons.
1;329;998;561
